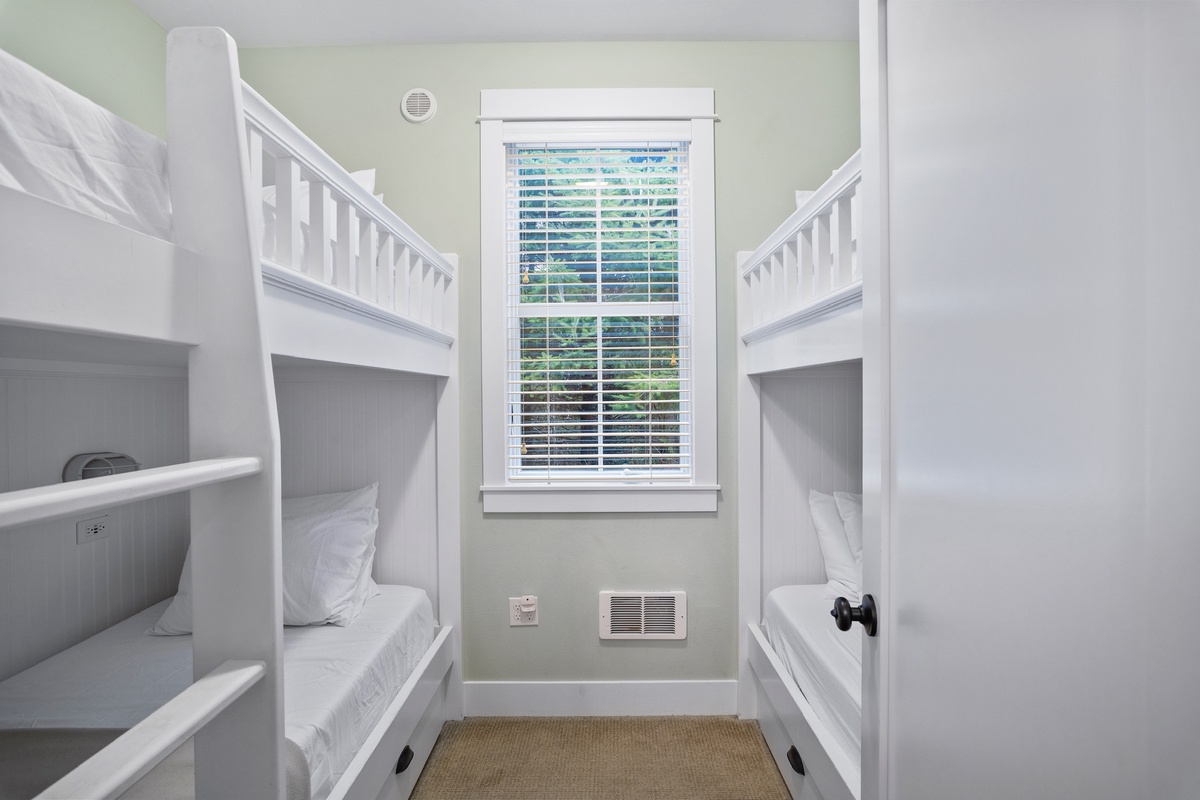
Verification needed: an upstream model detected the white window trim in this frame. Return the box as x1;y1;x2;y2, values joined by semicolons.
480;88;719;514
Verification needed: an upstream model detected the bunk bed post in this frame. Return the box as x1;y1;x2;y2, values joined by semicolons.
814;211;833;297
306;180;334;282
834;193;854;290
782;242;799;314
167;27;286;800
397;245;413;316
736;250;763;719
276;156;304;268
359;220;379;301
378;236;396;310
799;228;815;304
436;254;464;721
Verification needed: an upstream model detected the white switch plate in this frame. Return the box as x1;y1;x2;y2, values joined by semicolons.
509;595;538;626
76;514;111;545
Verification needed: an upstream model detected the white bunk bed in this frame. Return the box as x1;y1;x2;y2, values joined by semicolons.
737;150;864;800
0;27;460;800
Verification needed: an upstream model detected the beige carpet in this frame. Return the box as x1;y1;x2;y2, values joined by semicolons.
410;716;790;800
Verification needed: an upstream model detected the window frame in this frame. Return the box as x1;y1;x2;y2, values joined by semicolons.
480;89;719;513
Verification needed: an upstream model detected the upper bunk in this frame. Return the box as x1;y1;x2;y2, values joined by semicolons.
737;149;861;375
0;35;456;378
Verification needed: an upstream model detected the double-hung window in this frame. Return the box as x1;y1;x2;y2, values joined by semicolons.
480;89;718;513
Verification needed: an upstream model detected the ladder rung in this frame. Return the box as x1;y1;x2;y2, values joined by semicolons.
0;457;263;531
36;659;266;800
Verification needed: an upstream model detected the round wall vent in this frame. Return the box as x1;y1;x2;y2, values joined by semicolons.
401;89;437;123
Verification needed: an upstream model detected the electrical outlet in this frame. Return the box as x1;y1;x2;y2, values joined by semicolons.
509;595;538;626
76;515;111;545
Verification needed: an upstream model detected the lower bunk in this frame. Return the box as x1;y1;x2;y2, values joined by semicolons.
0;588;452;800
748;585;861;800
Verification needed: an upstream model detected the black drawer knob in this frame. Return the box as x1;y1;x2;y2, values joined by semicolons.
786;746;805;775
396;745;415;774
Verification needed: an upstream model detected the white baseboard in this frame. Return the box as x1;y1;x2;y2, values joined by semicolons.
463;680;738;717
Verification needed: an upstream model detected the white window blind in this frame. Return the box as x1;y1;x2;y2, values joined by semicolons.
505;143;692;483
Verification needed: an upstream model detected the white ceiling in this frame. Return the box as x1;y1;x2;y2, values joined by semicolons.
129;1;858;47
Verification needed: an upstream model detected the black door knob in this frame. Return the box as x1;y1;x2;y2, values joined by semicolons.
831;594;878;637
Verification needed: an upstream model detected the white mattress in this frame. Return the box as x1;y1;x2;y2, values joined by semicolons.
0;46;173;240
763;584;862;766
0;585;435;800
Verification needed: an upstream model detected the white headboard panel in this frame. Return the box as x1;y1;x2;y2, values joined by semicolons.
758;362;863;603
274;365;440;616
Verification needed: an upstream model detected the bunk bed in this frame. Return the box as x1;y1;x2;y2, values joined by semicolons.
0;27;460;800
736;151;863;800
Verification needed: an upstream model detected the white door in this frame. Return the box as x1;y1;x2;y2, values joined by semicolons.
861;2;1200;799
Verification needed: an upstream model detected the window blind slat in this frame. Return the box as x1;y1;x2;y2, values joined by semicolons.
505;142;692;482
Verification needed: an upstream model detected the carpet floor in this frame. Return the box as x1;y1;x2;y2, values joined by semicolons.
409;716;790;800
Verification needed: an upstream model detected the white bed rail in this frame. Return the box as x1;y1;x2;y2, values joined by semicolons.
35;660;266;800
242;85;455;336
740;150;862;341
0;457;261;531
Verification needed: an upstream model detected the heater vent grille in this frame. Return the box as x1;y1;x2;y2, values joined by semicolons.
599;591;686;640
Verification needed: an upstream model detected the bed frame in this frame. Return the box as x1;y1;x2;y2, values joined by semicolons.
0;28;459;800
736;150;863;800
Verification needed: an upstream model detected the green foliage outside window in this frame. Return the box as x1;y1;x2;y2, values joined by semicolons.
512;145;687;473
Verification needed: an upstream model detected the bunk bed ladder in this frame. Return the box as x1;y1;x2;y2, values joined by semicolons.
2;29;285;797
0;458;269;799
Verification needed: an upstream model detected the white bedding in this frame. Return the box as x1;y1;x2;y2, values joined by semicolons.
0;47;386;279
763;584;862;766
0;46;172;240
0;585;435;800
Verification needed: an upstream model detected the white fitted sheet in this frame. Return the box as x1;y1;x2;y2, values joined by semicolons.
0;585;435;800
0;47;172;240
763;584;862;765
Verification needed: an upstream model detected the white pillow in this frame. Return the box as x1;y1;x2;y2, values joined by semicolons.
281;507;378;626
148;505;380;635
350;542;382;618
282;483;378;518
809;489;860;603
148;546;195;635
283;484;381;606
834;491;863;562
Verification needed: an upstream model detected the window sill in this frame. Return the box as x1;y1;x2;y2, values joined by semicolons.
480;484;720;513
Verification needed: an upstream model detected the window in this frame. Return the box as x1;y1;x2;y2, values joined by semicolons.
510;142;690;482
481;90;718;513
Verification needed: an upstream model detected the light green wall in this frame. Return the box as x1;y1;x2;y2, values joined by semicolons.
240;41;860;683
0;1;858;683
0;0;166;137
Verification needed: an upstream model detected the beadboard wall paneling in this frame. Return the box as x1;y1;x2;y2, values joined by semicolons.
759;363;863;603
274;367;440;617
0;365;189;681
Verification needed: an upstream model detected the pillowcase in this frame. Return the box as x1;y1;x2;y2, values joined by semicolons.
148;545;195;635
149;504;380;635
834;491;863;562
282;483;378;518
281;507;378;626
808;489;860;603
284;484;381;609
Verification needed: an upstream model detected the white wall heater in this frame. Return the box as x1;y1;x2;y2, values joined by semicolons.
598;591;687;640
